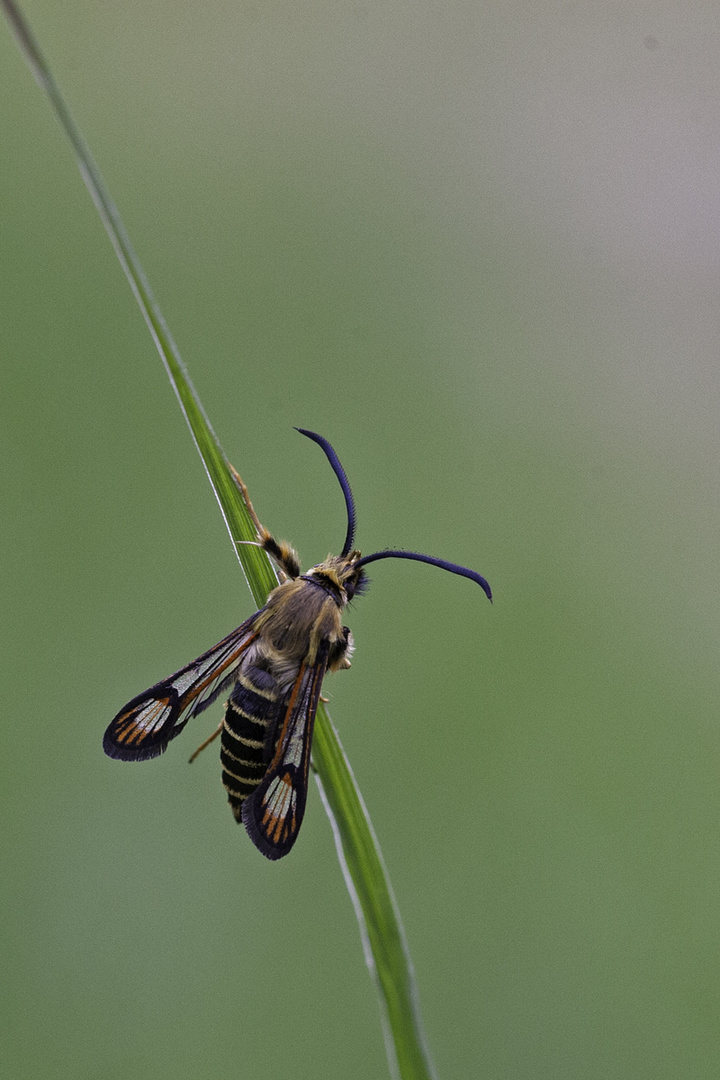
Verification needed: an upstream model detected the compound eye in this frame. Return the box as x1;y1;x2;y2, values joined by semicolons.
344;568;367;600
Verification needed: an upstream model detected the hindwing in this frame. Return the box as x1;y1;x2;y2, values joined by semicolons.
241;642;330;860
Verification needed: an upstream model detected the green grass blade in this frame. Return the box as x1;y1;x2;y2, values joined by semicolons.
2;4;439;1076
313;717;439;1080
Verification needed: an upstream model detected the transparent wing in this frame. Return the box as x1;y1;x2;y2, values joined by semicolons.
103;613;260;762
241;642;329;860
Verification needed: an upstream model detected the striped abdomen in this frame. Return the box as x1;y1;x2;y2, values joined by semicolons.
221;665;282;821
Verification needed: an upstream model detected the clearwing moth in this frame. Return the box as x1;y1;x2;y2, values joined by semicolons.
103;429;492;859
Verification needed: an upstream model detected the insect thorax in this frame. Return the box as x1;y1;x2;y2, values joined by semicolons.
254;573;347;668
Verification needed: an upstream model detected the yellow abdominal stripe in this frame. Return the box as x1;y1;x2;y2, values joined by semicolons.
222;718;264;751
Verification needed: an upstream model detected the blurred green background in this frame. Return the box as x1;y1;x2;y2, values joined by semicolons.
3;3;720;1077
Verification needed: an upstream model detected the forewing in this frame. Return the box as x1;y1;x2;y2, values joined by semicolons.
241;642;329;860
103;614;260;761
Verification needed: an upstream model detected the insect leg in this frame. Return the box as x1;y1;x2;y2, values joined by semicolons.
228;463;266;538
328;626;353;671
229;462;300;580
188;721;223;764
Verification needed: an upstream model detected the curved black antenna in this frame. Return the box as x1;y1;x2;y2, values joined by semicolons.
353;549;492;602
295;428;357;556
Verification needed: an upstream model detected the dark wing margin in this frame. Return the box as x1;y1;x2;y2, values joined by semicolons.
103;614;260;762
241;641;330;860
